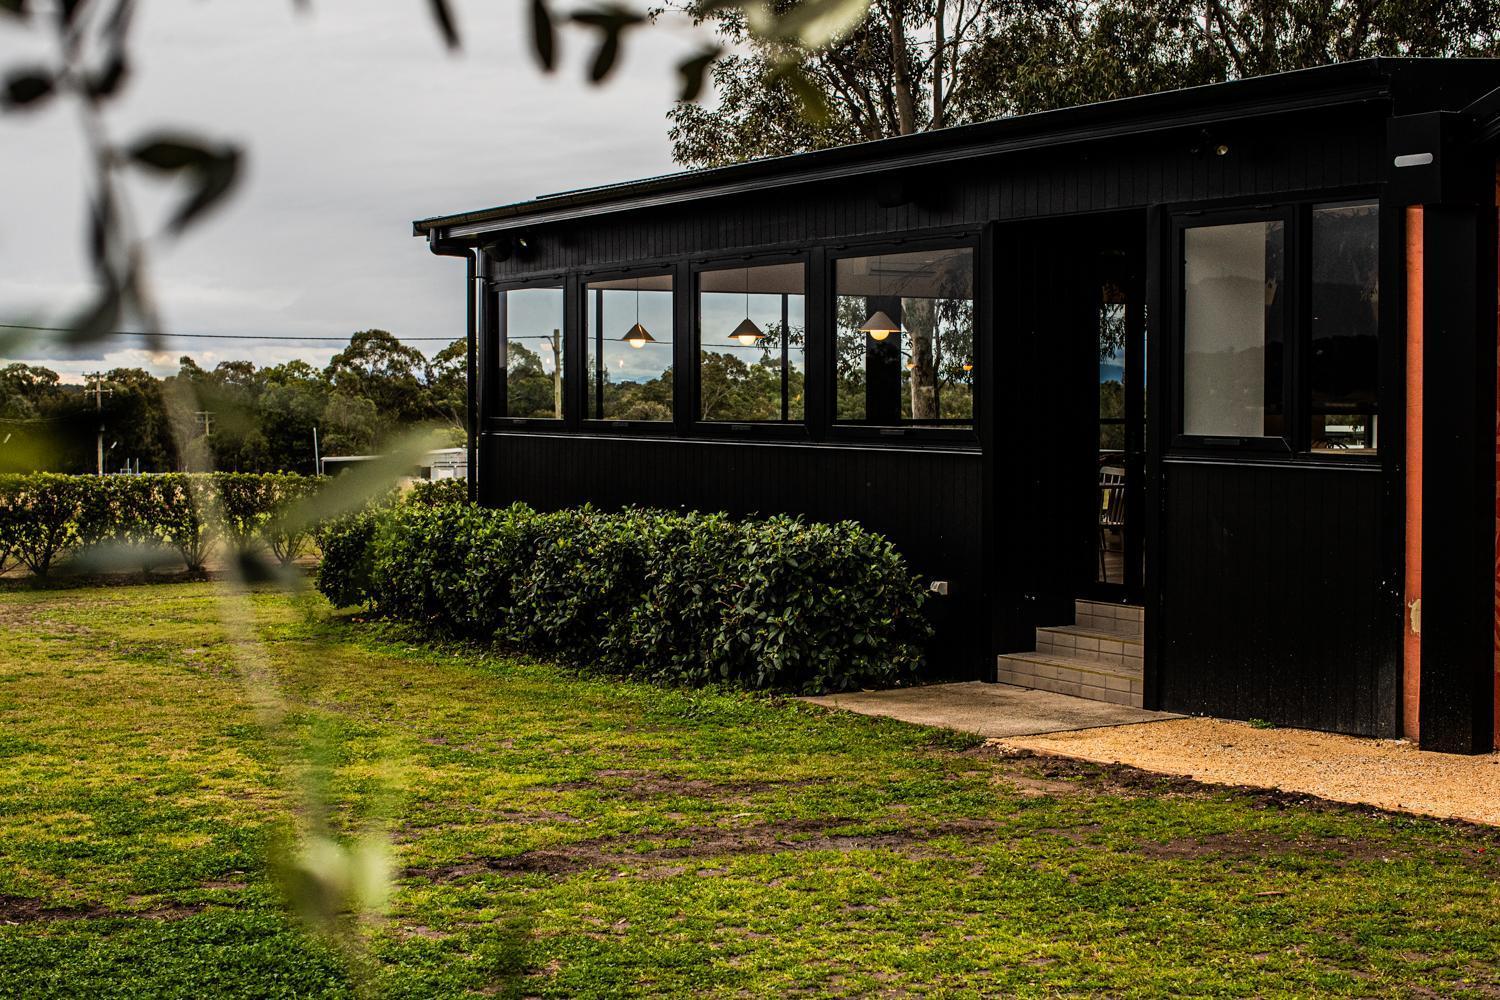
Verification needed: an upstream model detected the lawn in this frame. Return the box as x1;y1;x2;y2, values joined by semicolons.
0;582;1496;998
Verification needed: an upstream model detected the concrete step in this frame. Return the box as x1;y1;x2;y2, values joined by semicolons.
1074;599;1142;637
1035;625;1143;670
995;651;1143;708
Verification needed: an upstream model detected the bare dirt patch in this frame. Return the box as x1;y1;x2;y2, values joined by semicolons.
548;770;825;802
405;816;1002;883
0;894;205;924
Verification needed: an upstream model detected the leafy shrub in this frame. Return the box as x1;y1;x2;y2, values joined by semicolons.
366;501;535;636
146;475;220;572
405;478;467;508
714;515;928;691
0;472;326;577
0;473;82;577
321;499;932;694
314;506;382;610
218;474;322;565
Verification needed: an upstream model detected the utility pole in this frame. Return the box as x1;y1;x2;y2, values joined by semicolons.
312;425;321;476
86;372;111;476
194;410;213;437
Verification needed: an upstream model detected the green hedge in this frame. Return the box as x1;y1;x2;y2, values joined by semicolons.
317;498;931;694
0;472;323;577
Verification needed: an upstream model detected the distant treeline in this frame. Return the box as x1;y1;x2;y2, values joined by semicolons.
0;329;465;475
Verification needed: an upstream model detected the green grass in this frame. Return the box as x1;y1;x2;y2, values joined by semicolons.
0;581;1496;998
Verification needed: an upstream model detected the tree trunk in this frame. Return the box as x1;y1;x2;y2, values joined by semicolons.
905;297;938;419
887;0;918;136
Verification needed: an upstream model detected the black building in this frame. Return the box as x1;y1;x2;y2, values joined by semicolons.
415;59;1500;753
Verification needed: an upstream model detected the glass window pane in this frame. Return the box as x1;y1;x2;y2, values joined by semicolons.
698;263;806;422
584;274;674;421
1182;221;1285;439
1099;297;1127;452
503;286;564;418
834;247;975;427
1309;202;1379;453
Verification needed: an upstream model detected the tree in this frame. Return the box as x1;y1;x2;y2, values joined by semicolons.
428;338;470;430
325;329;431;429
668;0;1500;168
0;363;62;419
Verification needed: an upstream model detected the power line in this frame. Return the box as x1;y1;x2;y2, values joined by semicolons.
0;323;457;343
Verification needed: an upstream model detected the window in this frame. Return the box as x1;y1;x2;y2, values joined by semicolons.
1182;220;1285;440
1309;201;1379;452
584;273;674;422
501;285;564;419
834;247;975;427
697;263;805;423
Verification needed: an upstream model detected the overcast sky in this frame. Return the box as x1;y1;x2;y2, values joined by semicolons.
0;1;696;383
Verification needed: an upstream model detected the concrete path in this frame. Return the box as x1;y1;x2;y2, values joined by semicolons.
1000;717;1500;827
802;681;1182;739
805;681;1500;827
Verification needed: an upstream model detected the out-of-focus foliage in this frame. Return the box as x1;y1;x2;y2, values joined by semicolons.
317;496;933;694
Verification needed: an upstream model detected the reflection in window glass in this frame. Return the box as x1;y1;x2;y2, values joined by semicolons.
698;263;806;422
1182;221;1284;438
1099;293;1127;453
1309;202;1379;452
585;274;674;421
503;286;564;418
834;247;974;426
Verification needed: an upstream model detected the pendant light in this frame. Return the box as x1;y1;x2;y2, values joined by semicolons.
622;277;654;349
859;254;901;342
729;267;766;347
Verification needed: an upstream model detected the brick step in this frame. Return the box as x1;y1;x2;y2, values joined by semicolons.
995;652;1143;708
1074;599;1142;637
1035;625;1143;670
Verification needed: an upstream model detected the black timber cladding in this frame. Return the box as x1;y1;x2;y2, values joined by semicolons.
477;103;1388;283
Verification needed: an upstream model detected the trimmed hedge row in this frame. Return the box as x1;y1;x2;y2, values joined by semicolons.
316;498;932;693
0;472;322;576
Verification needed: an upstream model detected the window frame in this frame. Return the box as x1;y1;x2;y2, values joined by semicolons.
1301;198;1383;458
1169;195;1382;464
825;232;982;444
690;253;812;439
1170;205;1295;454
488;273;569;429
579;264;681;431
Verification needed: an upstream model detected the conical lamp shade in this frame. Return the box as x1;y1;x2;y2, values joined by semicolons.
859;309;900;341
622;323;654;348
729;317;766;347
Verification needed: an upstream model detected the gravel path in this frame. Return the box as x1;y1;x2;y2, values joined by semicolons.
996;717;1500;826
